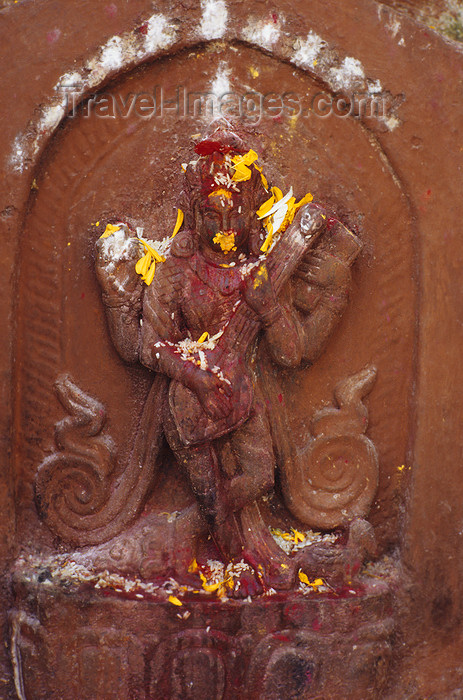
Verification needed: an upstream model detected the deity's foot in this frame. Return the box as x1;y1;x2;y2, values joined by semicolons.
229;563;263;599
237;550;296;595
294;518;377;588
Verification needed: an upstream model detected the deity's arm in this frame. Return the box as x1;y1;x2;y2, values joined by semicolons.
292;220;362;363
139;283;196;388
94;225;143;363
138;259;219;397
261;290;304;368
242;262;303;368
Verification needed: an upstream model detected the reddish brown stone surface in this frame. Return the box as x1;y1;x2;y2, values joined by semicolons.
1;0;463;698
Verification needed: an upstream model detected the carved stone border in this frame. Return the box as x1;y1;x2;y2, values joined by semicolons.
2;0;463;693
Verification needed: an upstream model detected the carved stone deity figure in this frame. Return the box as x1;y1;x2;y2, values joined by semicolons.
88;123;375;594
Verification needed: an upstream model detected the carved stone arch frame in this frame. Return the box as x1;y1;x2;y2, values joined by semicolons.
1;0;463;693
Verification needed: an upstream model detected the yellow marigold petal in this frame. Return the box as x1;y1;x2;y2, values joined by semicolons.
292;529;305;543
278;197;297;234
232;149;258;167
154;250;166;263
213;232;236;253
100;223;120;239
232;162;252;182
263;216;273;234
299;571;325;590
188;559;198;573
199;571;223;593
171;208;184;238
139;238;166;263
271;186;283;201
168;595;183;606
294;192;314;210
231;150;259;182
286;206;297;226
135;252;151;277
208;583;222;592
286;196;296;213
197;332;209;343
242;149;259;165
144;261;156;286
253;163;268;190
260;231;273;253
141;253;152;276
256;194;275;220
208;189;232;199
142;242;164;262
203;582;222;592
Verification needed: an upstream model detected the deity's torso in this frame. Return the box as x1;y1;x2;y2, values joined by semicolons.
180;252;250;338
141;231;259;349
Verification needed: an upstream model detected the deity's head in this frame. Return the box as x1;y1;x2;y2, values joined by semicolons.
180;123;269;258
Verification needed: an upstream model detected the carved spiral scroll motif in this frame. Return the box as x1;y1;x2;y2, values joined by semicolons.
35;375;116;541
35;374;164;546
282;366;379;529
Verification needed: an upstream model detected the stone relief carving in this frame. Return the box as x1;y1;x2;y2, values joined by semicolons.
11;106;407;699
6;0;459;694
34;122;379;596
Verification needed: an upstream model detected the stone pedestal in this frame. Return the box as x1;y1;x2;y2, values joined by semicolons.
11;560;396;700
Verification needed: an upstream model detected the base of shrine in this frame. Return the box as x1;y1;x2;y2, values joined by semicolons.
10;560;397;700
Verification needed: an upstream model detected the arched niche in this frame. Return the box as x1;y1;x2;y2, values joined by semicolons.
15;39;415;555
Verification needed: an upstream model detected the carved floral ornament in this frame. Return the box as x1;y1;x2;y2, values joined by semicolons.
35;122;379;598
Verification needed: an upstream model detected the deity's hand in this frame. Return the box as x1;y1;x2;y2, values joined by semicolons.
298;248;351;289
298;202;328;241
242;262;277;319
95;224;142;302
190;370;233;421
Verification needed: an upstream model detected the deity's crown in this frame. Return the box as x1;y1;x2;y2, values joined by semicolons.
194;121;247;158
182;121;267;203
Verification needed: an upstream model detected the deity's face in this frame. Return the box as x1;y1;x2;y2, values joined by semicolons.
196;190;251;257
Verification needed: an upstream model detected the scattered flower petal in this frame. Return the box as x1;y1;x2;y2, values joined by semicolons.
213;231;237;253
253;163;268;190
208;188;232;200
171;208;184;238
100;223;121;239
168;595;183;606
298;570;325;591
231;149;259;182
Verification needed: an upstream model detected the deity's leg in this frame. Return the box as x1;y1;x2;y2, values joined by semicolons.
163;402;244;559
228;396;275;512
